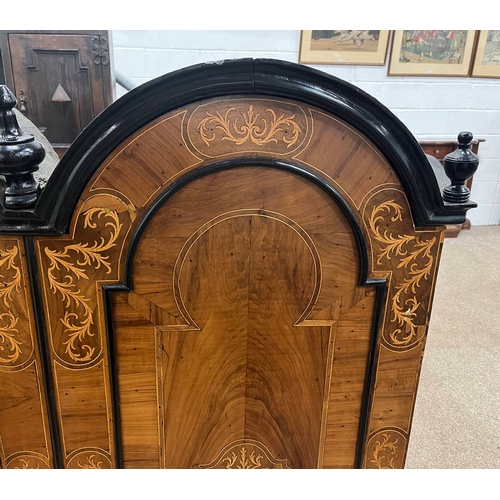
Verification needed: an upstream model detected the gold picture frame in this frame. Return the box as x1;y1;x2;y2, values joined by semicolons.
388;30;478;77
299;30;391;65
471;31;500;78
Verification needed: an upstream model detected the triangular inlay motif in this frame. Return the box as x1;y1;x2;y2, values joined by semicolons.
51;84;71;103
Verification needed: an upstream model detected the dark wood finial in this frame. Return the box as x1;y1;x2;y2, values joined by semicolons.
0;85;45;209
442;131;480;204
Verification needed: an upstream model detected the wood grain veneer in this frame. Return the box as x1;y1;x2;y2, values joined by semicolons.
27;96;445;468
1;50;464;470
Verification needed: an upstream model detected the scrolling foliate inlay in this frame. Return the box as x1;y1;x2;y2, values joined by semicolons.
0;312;21;364
368;200;437;349
14;458;39;469
0;246;21;307
77;454;104;469
364;429;407;469
6;453;50;469
66;449;112;469
0;246;22;365
196;440;290;469
197;105;301;148
0;243;32;368
370;434;398;469
44;208;122;364
0;239;52;468
187;99;309;158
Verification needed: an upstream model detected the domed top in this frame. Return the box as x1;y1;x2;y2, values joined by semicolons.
0;58;477;231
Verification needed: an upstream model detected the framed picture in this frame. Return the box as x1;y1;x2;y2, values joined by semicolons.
388;30;478;76
471;30;500;78
299;30;391;65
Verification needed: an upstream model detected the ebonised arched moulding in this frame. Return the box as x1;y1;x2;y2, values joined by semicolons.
0;59;477;469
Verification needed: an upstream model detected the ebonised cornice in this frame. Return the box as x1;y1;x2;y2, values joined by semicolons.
0;58;475;234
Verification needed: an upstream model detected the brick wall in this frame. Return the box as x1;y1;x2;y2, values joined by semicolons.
112;30;500;225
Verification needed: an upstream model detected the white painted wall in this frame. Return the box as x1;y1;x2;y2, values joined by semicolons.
112;30;500;225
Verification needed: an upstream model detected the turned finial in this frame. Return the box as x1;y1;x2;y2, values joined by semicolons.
442;131;480;204
0;85;44;209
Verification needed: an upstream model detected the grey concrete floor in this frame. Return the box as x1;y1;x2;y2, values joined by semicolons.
405;225;500;469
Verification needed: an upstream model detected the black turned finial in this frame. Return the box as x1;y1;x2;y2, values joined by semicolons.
442;131;480;204
0;85;44;209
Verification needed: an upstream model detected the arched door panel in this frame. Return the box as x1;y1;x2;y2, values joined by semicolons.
111;167;374;468
12;65;455;469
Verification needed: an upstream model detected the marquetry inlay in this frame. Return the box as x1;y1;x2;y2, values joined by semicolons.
66;449;112;469
0;245;23;365
196;440;290;469
364;429;407;469
197;105;301;148
7;453;50;469
15;84;445;470
0;237;53;468
368;200;437;349
187;99;309;157
44;207;122;364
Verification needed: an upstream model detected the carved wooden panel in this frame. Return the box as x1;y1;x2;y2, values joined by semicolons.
0;237;53;469
32;96;444;468
5;32;112;156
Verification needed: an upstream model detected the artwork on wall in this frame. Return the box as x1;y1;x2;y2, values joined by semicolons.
299;30;391;65
471;30;500;78
388;30;478;76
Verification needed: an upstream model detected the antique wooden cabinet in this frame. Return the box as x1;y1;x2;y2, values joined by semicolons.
0;59;477;469
0;30;114;158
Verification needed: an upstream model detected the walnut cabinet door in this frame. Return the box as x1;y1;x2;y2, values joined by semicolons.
112;166;369;469
31;90;445;469
0;58;460;470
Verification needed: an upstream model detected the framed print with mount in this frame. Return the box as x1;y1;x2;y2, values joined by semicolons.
471;31;500;78
299;30;391;65
388;30;478;76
